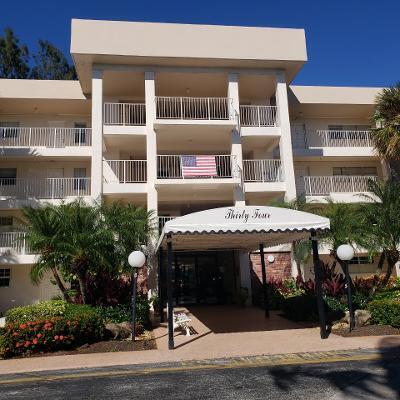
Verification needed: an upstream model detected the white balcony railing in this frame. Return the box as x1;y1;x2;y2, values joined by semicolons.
0;178;91;199
243;159;283;182
158;216;175;233
0;127;92;147
0;232;32;255
104;103;146;126
317;130;372;147
106;160;147;183
299;175;377;196
239;105;278;127
155;97;233;120
157;155;238;179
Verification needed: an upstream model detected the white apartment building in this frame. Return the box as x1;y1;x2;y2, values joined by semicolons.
0;19;388;312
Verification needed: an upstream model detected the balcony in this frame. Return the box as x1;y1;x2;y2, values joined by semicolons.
0;231;35;264
0;178;91;207
158;216;175;233
317;130;373;147
103;103;146;136
154;96;236;132
0;127;92;157
297;175;377;202
243;159;285;193
156;155;241;189
239;105;279;138
103;160;147;195
293;130;375;158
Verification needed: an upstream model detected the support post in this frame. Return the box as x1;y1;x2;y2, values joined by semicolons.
167;234;174;350
311;230;328;339
343;262;355;331
259;244;270;318
158;247;164;323
131;269;137;342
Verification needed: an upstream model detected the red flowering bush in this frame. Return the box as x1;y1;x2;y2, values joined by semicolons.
1;308;104;358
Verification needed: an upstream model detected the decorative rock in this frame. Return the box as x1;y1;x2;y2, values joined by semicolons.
105;322;132;339
342;310;372;327
332;321;348;330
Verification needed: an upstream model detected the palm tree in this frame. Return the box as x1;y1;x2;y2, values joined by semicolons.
101;201;155;272
360;178;400;285
371;83;400;175
269;197;317;278
56;201;115;304
22;205;71;302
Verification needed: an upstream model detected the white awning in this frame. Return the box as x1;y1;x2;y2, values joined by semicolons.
157;206;330;251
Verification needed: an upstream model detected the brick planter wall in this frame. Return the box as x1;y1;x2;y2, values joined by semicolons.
250;252;292;305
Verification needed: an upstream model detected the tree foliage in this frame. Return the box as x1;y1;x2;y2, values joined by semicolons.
0;28;29;79
22;200;155;304
371;83;400;162
0;27;76;80
30;40;76;80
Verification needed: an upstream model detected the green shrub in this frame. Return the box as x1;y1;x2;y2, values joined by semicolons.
95;295;150;327
282;295;319;322
368;299;400;327
5;300;67;324
1;308;104;358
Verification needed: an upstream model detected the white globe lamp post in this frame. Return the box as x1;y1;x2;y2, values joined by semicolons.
128;251;146;341
337;244;355;331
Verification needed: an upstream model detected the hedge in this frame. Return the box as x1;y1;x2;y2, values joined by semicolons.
1;308;104;358
368;299;400;328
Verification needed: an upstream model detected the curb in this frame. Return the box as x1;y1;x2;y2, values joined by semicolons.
0;348;399;385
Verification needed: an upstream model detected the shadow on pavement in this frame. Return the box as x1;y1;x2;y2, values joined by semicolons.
267;336;400;399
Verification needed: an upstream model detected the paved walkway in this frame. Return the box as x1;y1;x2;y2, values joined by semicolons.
1;305;400;375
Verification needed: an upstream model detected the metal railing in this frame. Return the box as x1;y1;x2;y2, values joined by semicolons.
317;130;372;147
239;105;278;127
299;175;377;196
0;178;91;199
106;160;147;183
104;103;146;126
243;159;283;182
158;216;176;233
155;96;233;120
157;155;238;179
0;127;92;147
0;232;32;254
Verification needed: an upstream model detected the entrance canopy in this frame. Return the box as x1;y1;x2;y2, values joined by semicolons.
157;206;330;251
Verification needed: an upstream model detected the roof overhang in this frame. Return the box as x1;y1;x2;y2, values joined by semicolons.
71;19;308;94
157;206;330;251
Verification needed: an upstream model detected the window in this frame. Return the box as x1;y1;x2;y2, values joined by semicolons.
333;167;377;176
0;269;10;287
0;122;19;138
348;256;374;265
0;217;13;226
0;168;17;185
74;123;87;144
73;168;87;191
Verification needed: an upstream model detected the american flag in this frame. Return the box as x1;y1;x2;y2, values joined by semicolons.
181;156;217;178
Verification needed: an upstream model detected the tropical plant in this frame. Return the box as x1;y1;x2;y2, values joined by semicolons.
359;178;400;285
269;197;317;278
22;205;71;302
370;83;400;170
317;199;365;272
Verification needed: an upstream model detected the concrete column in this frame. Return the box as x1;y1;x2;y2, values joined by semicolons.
228;73;245;206
145;71;158;217
145;71;159;295
275;71;297;201
91;69;104;201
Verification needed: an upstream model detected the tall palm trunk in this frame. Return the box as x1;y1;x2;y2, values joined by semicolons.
77;273;88;304
50;266;71;302
375;252;386;275
383;249;399;285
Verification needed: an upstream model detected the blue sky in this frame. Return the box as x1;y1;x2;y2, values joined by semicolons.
1;0;399;87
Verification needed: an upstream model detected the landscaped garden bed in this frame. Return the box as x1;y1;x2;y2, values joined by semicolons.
0;299;156;359
332;325;400;337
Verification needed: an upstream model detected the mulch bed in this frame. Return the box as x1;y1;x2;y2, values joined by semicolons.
332;324;400;337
